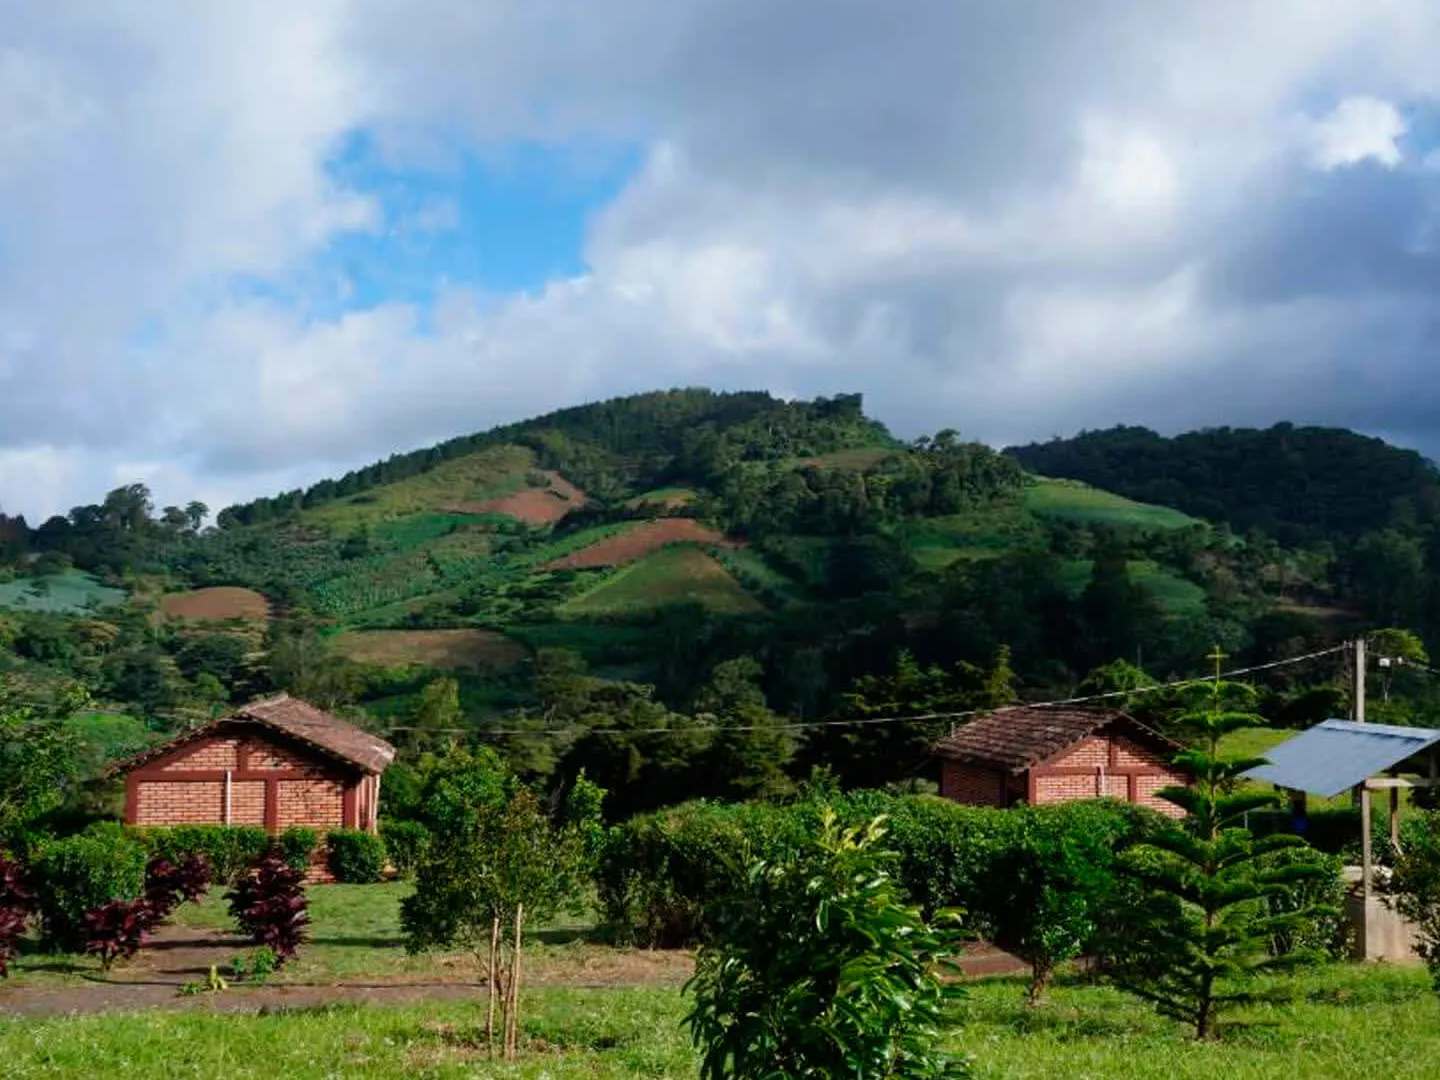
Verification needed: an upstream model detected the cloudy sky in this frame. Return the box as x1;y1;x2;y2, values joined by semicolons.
3;1;1440;519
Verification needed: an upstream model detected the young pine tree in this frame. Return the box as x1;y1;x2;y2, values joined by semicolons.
1107;649;1337;1039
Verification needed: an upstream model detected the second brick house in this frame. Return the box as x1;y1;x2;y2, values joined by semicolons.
932;706;1186;817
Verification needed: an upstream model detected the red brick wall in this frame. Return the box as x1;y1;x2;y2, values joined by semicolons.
1135;772;1188;819
940;761;1006;807
136;780;224;823
126;728;371;833
277;779;345;829
1047;736;1109;770
230;780;267;826
162;739;239;771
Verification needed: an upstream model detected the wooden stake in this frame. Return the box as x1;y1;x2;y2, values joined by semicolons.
486;916;500;1057
507;904;524;1060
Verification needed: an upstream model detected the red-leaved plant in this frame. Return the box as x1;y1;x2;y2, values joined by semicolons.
225;854;309;966
0;849;34;979
145;854;212;921
82;898;155;972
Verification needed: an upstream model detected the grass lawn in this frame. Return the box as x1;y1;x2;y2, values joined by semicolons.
0;964;1435;1078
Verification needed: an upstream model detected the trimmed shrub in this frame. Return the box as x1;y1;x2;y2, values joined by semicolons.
0;848;34;978
380;820;430;879
277;827;319;872
82;898;154;971
138;825;270;886
143;854;212;922
326;829;387;884
226;855;309;965
32;826;147;951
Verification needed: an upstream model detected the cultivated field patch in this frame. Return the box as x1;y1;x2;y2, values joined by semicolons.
625;486;698;510
445;471;587;526
330;629;528;671
545;519;734;570
157;586;271;623
562;547;764;616
1025;476;1201;530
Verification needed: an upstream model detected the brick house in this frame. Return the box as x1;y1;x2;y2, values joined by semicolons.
115;694;396;834
931;706;1187;818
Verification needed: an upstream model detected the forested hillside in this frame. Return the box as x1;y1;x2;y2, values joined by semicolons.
3;391;1438;825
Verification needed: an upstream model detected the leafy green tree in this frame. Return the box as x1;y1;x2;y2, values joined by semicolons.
402;749;593;1059
1383;811;1440;990
1106;654;1338;1038
405;676;464;752
981;804;1134;1004
0;683;84;843
685;810;969;1080
695;657;795;800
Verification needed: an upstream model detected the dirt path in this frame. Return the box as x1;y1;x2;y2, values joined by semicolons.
0;929;1027;1017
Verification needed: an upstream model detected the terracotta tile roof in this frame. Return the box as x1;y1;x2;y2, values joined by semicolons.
111;694;395;776
233;694;396;774
931;706;1179;772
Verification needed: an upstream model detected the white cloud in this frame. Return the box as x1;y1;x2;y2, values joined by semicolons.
1303;96;1408;170
6;1;1440;518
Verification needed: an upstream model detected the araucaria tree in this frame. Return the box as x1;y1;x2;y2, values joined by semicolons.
685;810;969;1080
401;749;595;1061
1107;651;1337;1039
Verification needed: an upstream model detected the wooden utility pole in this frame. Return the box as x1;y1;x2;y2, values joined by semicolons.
1353;636;1366;724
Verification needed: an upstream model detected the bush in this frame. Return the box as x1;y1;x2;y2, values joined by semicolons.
143;854;212;922
82;898;154;971
0;848;34;978
31;826;147;951
326;829;387;884
225;855;309;965
138;826;270;885
380;820;430;879
228;946;279;984
685;810;969;1079
1384;810;1440;990
277;827;319;872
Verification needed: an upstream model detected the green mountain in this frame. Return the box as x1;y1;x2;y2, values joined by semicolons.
9;390;1437;810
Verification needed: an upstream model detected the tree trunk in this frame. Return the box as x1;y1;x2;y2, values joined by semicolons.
486;917;500;1057
506;904;524;1061
1026;958;1053;1006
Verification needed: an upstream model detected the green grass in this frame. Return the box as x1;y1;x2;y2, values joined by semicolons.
1058;558;1208;617
1025;477;1202;531
303;445;537;530
625;486;698;508
905;505;1046;570
0;570;126;614
561;547;765;616
0;964;1435;1078
784;447;898;471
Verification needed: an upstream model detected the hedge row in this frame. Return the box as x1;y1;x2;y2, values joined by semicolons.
598;794;1180;949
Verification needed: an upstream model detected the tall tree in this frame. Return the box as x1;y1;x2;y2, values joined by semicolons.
1106;651;1336;1039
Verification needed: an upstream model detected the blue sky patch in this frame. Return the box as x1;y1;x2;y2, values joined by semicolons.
306;131;641;315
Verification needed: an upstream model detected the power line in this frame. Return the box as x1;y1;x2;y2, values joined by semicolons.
388;643;1349;739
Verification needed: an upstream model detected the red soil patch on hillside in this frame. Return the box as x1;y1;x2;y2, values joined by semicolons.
331;629;527;671
546;518;737;570
158;587;271;623
444;471;586;525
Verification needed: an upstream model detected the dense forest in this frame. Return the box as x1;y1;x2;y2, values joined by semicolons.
4;391;1439;827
